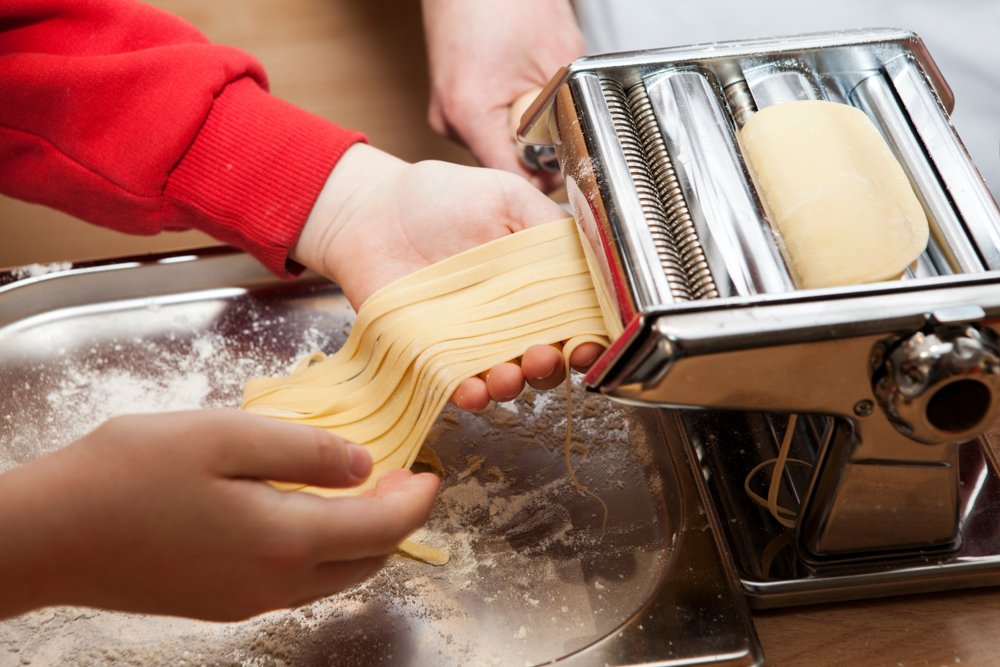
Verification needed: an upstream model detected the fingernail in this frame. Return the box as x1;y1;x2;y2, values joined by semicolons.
404;471;439;493
347;444;372;481
575;347;600;366
534;360;561;380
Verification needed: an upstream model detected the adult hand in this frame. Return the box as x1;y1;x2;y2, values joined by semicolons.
0;410;439;620
421;0;585;191
291;144;603;411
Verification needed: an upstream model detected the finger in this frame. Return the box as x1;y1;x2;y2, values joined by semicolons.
208;410;372;489
506;89;566;192
464;113;566;195
464;109;526;175
484;362;525;402
525;170;565;194
357;468;440;506
522;344;566;390
427;96;448;137
481;138;536;180
569;342;605;372
496;171;568;229
463;111;567;205
450;376;490;412
306;471;441;562
294;555;388;606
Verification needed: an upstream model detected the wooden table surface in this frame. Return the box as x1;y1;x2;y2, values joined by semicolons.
7;3;1000;664
754;587;1000;665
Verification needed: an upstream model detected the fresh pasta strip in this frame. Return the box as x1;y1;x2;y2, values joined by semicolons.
743;415;811;528
398;538;450;566
242;219;611;562
561;334;613;526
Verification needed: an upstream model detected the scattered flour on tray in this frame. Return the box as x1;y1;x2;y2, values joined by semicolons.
16;323;337;461
10;262;73;279
0;295;664;667
1;387;662;667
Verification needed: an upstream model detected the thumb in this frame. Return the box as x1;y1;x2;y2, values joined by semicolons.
467;117;527;176
208;410;372;489
495;169;568;231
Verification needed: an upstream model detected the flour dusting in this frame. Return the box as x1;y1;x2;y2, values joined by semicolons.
10;262;73;279
0;288;667;666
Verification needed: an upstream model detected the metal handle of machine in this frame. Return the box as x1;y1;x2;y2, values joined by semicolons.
520;143;560;172
510;88;561;173
874;324;1000;444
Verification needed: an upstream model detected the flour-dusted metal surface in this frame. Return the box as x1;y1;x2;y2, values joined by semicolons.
0;251;685;666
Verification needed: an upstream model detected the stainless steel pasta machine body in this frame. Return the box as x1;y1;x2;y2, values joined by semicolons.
519;28;1000;610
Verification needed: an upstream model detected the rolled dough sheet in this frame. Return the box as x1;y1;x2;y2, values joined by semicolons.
739;99;929;288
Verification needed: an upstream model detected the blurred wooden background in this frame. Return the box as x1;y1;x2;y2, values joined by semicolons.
0;0;472;269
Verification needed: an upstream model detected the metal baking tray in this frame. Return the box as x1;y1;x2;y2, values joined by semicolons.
0;248;760;666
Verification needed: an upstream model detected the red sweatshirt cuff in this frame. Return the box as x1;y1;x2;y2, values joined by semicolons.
165;77;366;277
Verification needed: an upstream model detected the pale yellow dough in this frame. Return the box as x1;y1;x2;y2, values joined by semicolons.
242;218;610;562
740;100;929;289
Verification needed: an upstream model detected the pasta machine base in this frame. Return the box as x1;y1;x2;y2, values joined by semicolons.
686;410;1000;609
519;28;1000;613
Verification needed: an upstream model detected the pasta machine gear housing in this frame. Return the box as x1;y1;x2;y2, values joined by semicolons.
519;27;1000;663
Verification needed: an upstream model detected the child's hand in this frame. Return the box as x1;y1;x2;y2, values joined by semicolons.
291;144;604;411
0;409;438;621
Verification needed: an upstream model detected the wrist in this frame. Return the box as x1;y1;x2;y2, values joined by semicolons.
166;78;365;279
291;144;408;285
0;460;66;617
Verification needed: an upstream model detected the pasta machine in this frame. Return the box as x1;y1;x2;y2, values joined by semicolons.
519;26;1000;623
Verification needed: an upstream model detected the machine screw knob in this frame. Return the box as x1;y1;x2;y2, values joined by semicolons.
874;325;1000;444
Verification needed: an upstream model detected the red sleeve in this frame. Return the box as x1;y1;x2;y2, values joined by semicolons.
0;0;366;277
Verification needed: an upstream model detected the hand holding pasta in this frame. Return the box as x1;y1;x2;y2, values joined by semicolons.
290;144;603;411
0;410;439;621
